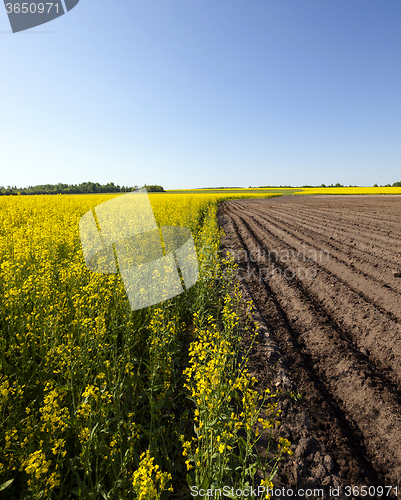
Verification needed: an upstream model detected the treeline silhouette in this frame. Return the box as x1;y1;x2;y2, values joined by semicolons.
0;182;165;196
258;181;401;188
257;183;352;188
375;181;401;187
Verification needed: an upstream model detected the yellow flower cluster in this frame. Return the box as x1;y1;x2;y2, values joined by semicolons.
39;386;69;436
132;450;173;500
23;450;51;480
22;449;61;493
182;251;293;491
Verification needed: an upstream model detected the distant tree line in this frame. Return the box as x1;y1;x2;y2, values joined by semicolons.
256;185;297;188
258;181;401;188
257;183;352;188
374;181;401;187
0;182;165;196
143;184;165;192
312;183;353;188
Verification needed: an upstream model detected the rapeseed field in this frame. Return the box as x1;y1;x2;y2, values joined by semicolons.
0;192;290;499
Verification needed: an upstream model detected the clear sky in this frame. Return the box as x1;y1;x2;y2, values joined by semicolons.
1;0;400;189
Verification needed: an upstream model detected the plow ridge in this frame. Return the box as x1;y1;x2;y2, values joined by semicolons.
218;196;401;495
236;203;401;298
248;202;401;269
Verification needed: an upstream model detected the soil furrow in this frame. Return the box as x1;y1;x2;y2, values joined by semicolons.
218;196;401;493
223;211;378;487
230;208;401;450
226;201;401;320
283;205;401;236
254;206;401;295
241;201;401;270
233;208;401;395
287;195;401;229
247;197;401;251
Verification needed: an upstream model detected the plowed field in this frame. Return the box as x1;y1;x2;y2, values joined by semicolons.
218;195;401;496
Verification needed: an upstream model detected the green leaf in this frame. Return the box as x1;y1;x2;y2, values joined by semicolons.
200;475;210;490
97;484;110;499
89;422;99;440
0;479;14;492
224;490;238;499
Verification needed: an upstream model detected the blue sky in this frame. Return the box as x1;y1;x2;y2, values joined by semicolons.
1;0;400;189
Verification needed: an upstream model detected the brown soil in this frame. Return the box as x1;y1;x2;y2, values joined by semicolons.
218;195;401;499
